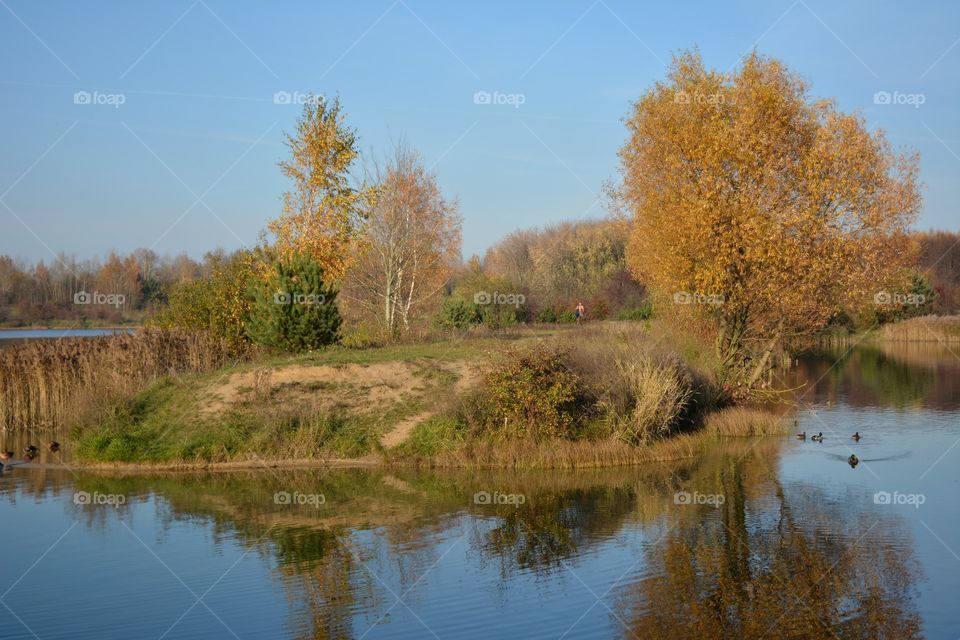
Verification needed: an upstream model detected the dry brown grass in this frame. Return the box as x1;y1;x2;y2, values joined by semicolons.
877;315;960;342
0;329;236;430
417;431;712;469
704;406;789;436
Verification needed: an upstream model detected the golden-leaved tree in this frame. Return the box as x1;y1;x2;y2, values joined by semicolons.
620;52;921;394
267;96;368;282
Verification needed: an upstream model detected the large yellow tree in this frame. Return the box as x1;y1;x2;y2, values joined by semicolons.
267;96;368;281
620;52;921;394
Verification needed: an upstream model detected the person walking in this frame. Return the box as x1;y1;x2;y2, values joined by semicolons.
575;301;585;324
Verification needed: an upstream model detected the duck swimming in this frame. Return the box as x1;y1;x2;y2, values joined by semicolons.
851;432;861;441
48;441;60;451
796;431;806;440
23;444;38;455
848;454;859;467
0;450;13;462
811;432;824;442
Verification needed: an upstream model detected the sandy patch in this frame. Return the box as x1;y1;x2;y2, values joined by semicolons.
202;362;417;416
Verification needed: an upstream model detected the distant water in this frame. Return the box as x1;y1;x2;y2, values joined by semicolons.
1;342;958;639
0;328;134;347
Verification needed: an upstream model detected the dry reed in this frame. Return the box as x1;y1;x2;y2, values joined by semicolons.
0;329;237;431
877;315;960;343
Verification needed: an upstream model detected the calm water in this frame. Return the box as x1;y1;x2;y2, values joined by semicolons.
1;343;959;639
0;328;133;348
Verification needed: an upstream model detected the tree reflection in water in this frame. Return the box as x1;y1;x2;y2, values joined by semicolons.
613;464;922;639
6;441;922;640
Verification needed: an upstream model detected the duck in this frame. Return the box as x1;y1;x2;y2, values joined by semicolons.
848;454;859;467
851;432;861;442
0;450;13;462
48;441;60;452
23;444;39;456
796;431;806;440
810;432;824;442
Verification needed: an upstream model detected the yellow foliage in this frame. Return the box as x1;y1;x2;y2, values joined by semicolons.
267;96;369;282
619;51;921;388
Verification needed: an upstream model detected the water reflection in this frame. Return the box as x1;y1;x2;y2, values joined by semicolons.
0;437;924;639
785;342;960;410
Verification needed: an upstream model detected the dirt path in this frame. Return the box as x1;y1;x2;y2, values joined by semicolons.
379;361;481;449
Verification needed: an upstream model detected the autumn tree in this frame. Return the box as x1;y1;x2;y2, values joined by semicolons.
619;51;921;395
342;143;461;335
267;96;368;282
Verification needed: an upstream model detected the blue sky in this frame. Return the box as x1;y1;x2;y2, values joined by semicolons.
1;0;958;263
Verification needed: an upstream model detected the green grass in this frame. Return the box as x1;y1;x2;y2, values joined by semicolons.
70;337;486;464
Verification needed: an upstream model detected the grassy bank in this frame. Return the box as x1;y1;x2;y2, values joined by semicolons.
65;322;788;469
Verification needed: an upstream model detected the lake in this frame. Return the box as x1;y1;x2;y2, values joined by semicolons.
1;342;958;639
0;328;134;348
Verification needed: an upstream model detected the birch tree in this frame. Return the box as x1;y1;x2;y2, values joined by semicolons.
343;143;461;335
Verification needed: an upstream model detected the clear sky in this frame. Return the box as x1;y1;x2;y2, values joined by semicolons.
1;0;958;263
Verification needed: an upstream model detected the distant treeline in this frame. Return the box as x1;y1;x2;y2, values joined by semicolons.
0;249;221;325
915;230;960;313
1;228;958;327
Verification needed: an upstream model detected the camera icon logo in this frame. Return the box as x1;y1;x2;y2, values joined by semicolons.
274;491;292;505
674;90;690;104
873;291;892;305
274;292;291;305
873;91;892;105
473;491;492;505
873;491;892;505
73;91;92;105
73;491;92;505
672;291;692;305
473;91;492;105
273;91;292;105
473;291;491;305
673;491;692;505
74;290;91;304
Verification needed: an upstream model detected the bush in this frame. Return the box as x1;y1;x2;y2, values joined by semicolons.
150;250;259;353
479;303;523;329
432;298;481;330
483;343;587;439
536;307;558;323
246;253;341;352
615;300;653;321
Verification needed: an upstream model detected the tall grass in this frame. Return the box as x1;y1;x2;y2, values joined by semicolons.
877;315;960;342
564;323;715;442
0;329;236;431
